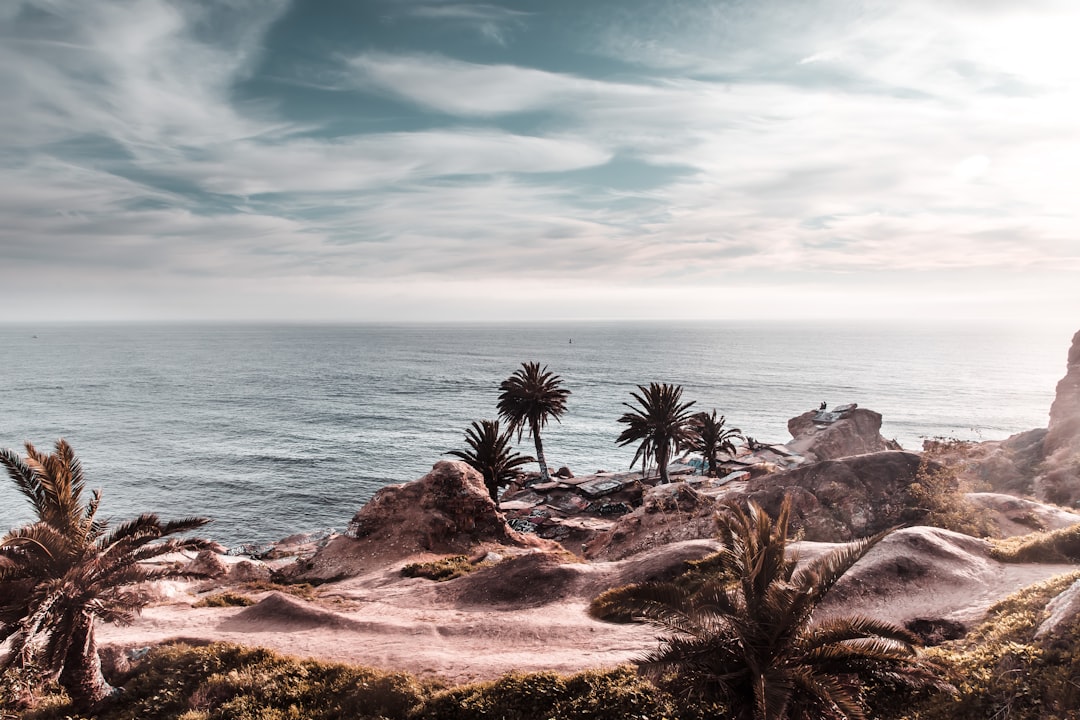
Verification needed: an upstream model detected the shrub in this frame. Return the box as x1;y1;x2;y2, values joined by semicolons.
413;667;679;720
193;592;256;608
588;550;734;622
990;523;1080;563
905;454;995;537
20;642;430;720
400;555;478;581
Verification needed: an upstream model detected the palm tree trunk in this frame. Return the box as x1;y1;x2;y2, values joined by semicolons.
59;615;114;712
531;420;551;481
658;443;671;484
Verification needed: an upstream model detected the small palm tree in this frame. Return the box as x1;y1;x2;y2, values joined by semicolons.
619;496;948;719
446;420;535;507
497;362;570;482
684;410;743;477
616;382;696;484
0;440;212;712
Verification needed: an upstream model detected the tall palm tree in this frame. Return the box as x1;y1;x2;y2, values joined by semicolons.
616;382;696;484
684;410;743;477
0;440;211;712
618;497;948;719
497;362;570;482
446;419;535;507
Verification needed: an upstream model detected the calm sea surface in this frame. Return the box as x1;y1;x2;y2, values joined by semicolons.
0;322;1071;547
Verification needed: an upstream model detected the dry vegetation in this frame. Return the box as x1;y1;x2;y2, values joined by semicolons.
990;524;1080;563
875;570;1080;720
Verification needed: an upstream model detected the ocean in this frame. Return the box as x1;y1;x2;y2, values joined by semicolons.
0;321;1071;548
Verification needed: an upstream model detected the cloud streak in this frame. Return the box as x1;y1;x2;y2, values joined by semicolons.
1;0;1077;323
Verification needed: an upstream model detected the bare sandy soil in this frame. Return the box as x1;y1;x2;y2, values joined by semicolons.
98;531;1078;685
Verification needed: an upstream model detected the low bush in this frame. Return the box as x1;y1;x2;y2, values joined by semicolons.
237;580;320;601
413;667;680;720
400;555;478;581
905;455;995;537
193;592;256;608
990;523;1080;563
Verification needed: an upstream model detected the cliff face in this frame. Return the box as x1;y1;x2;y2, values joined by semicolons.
1045;329;1080;456
1036;330;1080;506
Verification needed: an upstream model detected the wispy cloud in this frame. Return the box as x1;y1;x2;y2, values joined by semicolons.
404;2;529;45
1;0;1077;322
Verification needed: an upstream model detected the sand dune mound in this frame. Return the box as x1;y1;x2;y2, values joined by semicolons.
439;540;723;609
820;526;1076;631
445;552;592;608
220;592;361;632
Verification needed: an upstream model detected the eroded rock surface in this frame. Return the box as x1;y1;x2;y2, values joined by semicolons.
743;451;928;541
786;405;897;462
1036;329;1080;506
287;461;557;581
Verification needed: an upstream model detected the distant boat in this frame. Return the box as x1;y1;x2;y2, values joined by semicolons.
569;338;572;344
32;335;38;339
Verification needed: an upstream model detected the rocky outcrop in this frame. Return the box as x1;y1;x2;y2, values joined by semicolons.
1035;330;1080;506
1035;578;1080;647
186;549;228;578
1046;330;1080;455
286;461;556;581
742;451;928;541
965;492;1080;537
786;404;897;462
926;430;1047;497
584;482;721;561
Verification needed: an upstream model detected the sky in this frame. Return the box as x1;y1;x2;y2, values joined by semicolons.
1;0;1078;324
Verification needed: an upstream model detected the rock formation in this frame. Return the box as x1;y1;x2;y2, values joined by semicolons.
1035;578;1080;647
786;404;897;462
742;451;929;541
584;482;720;561
286;461;557;581
1035;329;1080;506
922;329;1080;507
1046;330;1080;454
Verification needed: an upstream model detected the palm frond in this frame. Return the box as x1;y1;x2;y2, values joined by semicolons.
0;447;48;517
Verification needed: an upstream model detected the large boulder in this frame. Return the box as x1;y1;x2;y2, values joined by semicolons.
786;405;896;462
742;451;928;541
286;461;556;581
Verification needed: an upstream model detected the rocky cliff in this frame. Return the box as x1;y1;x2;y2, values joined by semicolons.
1036;330;1080;505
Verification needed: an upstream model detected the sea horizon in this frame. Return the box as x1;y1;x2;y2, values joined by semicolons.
1;320;1073;548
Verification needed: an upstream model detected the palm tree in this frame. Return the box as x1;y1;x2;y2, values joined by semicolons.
446;420;535;507
684;410;743;477
618;497;948;719
497;362;570;482
616;382;696;484
0;440;211;712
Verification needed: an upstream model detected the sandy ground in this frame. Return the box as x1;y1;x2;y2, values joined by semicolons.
96;531;1079;685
